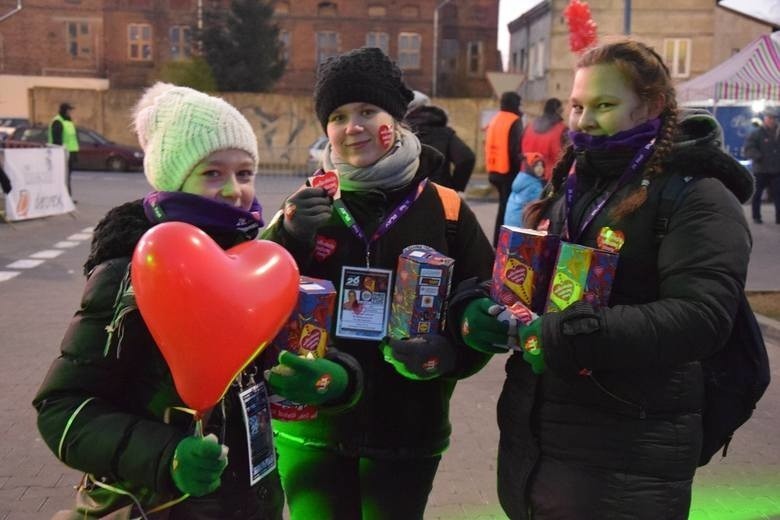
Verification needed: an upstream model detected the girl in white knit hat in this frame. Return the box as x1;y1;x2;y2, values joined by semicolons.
34;83;362;519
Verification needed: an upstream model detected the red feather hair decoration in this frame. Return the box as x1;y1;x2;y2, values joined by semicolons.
564;0;598;53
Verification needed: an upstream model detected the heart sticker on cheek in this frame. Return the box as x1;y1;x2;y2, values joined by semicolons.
378;124;393;149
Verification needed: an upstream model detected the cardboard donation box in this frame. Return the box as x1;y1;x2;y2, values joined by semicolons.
491;226;560;316
389;245;454;339
267;276;336;421
545;242;618;313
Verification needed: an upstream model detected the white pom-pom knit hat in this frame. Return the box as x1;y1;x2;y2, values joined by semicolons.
132;82;259;192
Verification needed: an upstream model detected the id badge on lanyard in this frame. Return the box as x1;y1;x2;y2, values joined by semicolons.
238;381;276;485
335;265;393;340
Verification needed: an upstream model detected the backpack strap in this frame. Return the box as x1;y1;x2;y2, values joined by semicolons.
654;174;697;244
432;182;461;248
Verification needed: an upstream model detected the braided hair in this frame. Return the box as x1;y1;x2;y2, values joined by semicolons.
524;38;679;228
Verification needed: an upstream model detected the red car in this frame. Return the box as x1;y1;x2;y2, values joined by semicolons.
8;125;144;172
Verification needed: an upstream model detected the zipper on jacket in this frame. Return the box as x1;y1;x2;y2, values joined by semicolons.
588;374;646;419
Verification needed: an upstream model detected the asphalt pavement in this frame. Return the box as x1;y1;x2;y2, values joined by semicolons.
0;172;778;520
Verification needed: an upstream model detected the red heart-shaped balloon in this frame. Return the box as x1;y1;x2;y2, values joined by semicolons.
131;221;299;415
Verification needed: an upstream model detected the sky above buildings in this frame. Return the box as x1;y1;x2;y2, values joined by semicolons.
498;0;538;69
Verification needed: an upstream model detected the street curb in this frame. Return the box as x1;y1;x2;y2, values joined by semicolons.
756;313;780;346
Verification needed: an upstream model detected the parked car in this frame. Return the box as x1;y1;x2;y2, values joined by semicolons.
306;135;328;173
8;125;144;172
0;117;29;140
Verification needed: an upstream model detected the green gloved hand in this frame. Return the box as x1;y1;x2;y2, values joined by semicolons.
460;298;511;354
518;318;545;374
266;351;348;406
380;334;455;381
170;433;228;497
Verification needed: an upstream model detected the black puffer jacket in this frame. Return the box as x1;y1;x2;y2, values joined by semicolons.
262;146;494;458
33;201;360;519
406;106;476;191
497;111;753;519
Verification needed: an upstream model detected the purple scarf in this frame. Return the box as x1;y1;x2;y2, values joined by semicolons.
569;118;661;152
143;191;264;239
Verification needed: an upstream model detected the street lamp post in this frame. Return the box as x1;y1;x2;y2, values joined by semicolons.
623;0;631;35
432;0;455;97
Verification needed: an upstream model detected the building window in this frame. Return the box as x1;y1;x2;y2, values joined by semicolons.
440;38;458;73
535;39;545;78
169;25;192;60
366;32;389;55
280;30;291;62
529;40;544;79
398;32;421;70
316;31;339;64
520;48;526;73
318;1;338;16
663;38;691;78
368;4;386;17
275;1;290;15
128;23;153;61
467;41;483;76
66;21;91;58
400;5;419;17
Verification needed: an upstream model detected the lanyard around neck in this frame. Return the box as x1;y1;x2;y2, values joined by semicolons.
564;139;655;243
334;178;429;267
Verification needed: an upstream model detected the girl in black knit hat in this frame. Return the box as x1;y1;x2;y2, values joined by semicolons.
263;47;499;519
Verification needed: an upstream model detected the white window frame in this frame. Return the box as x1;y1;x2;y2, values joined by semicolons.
663;38;692;78
398;32;421;70
366;32;389;55
128;23;153;61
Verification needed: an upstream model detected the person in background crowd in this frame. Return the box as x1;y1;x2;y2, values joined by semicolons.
521;97;568;182
503;152;545;228
485;91;523;246
462;39;753;519
33;83;362;520
743;105;780;224
262;47;496;520
405;90;476;192
48;102;80;199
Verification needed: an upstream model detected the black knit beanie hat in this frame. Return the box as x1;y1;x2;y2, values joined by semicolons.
500;92;521;113
314;47;415;130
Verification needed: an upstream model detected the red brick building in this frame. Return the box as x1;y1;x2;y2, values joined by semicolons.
0;0;499;96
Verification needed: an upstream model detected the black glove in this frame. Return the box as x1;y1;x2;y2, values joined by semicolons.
282;186;332;242
380;335;456;380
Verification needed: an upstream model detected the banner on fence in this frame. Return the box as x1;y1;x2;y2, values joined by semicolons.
1;146;75;221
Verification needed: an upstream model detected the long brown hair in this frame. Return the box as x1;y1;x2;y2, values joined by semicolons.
524;38;678;228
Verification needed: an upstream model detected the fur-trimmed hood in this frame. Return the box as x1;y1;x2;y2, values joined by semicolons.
83;200;151;276
667;109;754;203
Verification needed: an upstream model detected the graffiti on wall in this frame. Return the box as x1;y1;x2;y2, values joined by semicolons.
242;105;310;169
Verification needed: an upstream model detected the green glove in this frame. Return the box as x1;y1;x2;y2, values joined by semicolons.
267;351;348;406
380;334;455;381
170;433;228;497
518;318;545;374
460;298;510;354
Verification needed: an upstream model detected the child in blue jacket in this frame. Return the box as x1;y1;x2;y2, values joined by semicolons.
504;152;545;227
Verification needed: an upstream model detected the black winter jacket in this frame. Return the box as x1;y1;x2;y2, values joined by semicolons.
33;201;359;519
496;112;753;519
405;106;476;191
743;123;780;174
262;146;494;458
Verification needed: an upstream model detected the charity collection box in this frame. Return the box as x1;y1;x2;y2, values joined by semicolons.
266;276;336;421
491;225;560;318
388;245;454;339
545;242;618;313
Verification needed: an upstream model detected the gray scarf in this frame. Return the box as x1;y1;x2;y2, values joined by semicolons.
322;127;421;192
